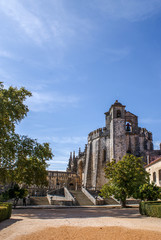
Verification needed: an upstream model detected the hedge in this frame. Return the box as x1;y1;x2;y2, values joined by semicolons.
0;202;12;221
139;201;161;218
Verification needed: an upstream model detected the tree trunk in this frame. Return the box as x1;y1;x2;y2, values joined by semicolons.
120;191;126;208
120;199;126;208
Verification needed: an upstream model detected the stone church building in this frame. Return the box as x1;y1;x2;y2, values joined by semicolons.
49;100;161;191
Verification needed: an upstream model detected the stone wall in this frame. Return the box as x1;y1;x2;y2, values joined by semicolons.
145;158;161;187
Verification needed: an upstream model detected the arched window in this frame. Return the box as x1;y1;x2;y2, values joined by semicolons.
103;149;106;162
117;110;121;118
153;172;156;182
126;122;132;132
159;169;161;181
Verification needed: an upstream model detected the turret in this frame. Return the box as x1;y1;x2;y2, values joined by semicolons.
108;100;126;162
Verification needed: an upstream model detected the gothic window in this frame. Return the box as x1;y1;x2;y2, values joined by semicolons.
153;172;156;182
126;122;132;132
103;149;106;162
159;169;161;181
117;110;121;118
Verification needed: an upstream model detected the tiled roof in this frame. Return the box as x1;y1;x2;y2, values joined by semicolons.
145;157;161;168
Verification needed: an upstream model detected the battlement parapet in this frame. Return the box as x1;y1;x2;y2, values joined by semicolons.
139;128;152;140
88;127;108;141
88;128;103;141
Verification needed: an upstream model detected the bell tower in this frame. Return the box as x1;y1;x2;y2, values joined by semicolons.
108;100;126;162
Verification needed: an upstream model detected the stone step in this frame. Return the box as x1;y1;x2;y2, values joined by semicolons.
104;197;119;205
70;190;94;206
30;196;49;205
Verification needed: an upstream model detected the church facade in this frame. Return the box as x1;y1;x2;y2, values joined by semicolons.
66;100;161;190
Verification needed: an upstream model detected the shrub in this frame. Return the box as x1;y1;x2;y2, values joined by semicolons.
0;202;12;221
0;191;9;202
138;183;161;201
139;201;161;217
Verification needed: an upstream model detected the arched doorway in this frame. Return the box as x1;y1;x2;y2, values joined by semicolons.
68;183;74;190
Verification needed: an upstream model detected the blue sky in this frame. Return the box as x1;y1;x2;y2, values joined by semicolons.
1;0;161;170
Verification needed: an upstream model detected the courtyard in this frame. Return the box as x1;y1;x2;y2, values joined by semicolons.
0;207;161;240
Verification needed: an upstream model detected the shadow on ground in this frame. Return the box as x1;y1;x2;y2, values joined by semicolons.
12;207;145;220
0;218;22;231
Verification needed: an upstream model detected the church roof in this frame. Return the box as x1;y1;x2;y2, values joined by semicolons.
105;100;126;115
113;100;123;106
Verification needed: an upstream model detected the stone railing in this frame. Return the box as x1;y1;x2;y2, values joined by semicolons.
81;187;104;205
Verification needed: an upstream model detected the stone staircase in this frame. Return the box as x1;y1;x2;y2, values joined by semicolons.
70;190;94;206
87;190;118;205
30;196;49;205
104;197;119;205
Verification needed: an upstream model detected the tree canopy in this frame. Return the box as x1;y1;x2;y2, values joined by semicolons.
100;154;150;207
0;82;53;187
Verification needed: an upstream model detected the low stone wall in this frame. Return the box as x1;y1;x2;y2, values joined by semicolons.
8;197;30;206
47;187;76;206
50;200;74;206
81;187;104;205
64;187;75;202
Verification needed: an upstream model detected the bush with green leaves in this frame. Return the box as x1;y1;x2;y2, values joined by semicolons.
0;191;9;202
139;201;161;217
8;184;28;208
0;202;12;221
138;182;161;201
0;184;28;208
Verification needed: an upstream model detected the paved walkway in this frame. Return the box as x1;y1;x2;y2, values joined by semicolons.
14;203;139;209
0;207;161;240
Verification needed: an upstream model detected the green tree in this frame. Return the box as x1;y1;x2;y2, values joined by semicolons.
100;154;149;207
0;82;53;187
0;82;32;140
8;184;28;208
0;82;32;180
138;182;161;201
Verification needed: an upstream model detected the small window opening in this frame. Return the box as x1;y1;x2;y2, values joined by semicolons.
144;140;147;150
153;172;156;182
117;110;121;118
126;122;132;132
159;169;161;181
103;149;106;162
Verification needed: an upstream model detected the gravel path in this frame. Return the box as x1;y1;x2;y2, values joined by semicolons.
0;207;161;240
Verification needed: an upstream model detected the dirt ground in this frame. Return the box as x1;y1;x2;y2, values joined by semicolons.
0;207;161;240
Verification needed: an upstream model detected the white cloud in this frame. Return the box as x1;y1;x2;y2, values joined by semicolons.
93;0;161;21
0;50;14;59
154;141;161;150
50;160;68;165
0;0;48;44
50;136;87;144
0;0;93;48
26;91;79;112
